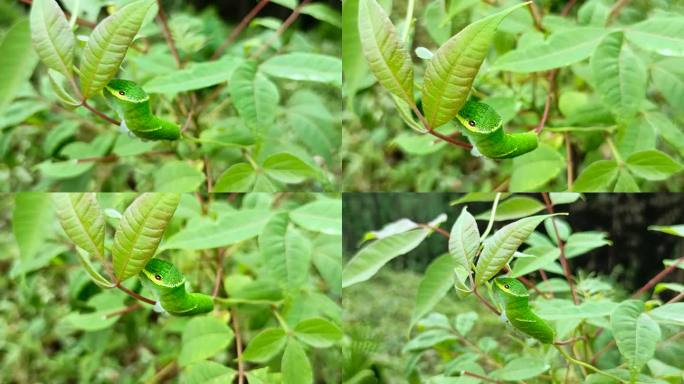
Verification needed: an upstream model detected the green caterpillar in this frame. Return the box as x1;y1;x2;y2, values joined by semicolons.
139;259;213;316
104;80;180;141
454;101;538;159
494;277;555;344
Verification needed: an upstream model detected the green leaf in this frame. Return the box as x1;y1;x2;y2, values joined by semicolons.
448;207;480;271
611;300;661;378
475;214;560;285
357;0;413;103
260;53;342;87
342;0;368;101
294;318;343;348
410;254;455;330
342;229;429;288
75;248;115;288
403;329;458;352
285;90;339;163
509;246;560;278
53;193;105;260
564;231;611;258
651;61;684;110
47;69;80;106
289;199;342;235
259;213;312;288
242;328;287;363
423;0;450;45
179;316;235;367
153;161;205;192
591;32;646;119
30;0;75;79
643;111;684;157
572;160;619;192
301;3;341;28
649;303;684;326
626;17;684;57
13;193;54;261
143;57;243;94
536;298;617;320
613;170;640;192
491;357;549;381
475;196;545;221
0;20;38;114
454;311;478;336
163;210;272;250
312;235;342;296
183;361;236;384
422;2;527;128
229;60;280;136
262;153;317;184
213;163;256;192
282;339;313;384
493;27;605;72
79;0;156;98
60;291;126;331
111;193;180;282
616;115;656;157
648;225;684;237
626;150;683;181
509;145;565;191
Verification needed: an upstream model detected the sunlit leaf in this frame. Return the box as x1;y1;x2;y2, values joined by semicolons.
30;0;75;79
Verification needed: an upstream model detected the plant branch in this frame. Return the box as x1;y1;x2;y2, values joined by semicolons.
554;345;626;383
250;0;313;60
470;274;501;316
155;0;182;68
81;100;121;126
526;1;546;32
417;223;450;239
667;291;684;304
211;248;227;298
212;0;270;60
632;255;684;298
116;283;156;305
105;303;142;318
231;309;246;384
541;192;579;304
607;0;630;25
561;0;578;16
409;104;472;149
590;340;616;365
461;370;501;383
535;70;557;135
565;133;574;189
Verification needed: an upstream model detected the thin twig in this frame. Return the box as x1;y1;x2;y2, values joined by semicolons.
211;248;227;298
542;193;579;304
116;283;156;305
144;361;177;384
204;155;213;193
417;223;450;239
250;0;313;60
632;256;684;298
561;0;578;16
82;100;121;126
535;70;557;135
565;133;574;189
526;1;546;32
591;340;616;365
231;310;246;384
470;274;501;316
461;370;501;383
105;303;142;318
409;104;472;149
667;291;684;304
607;0;630;25
211;0;271;60
155;0;182;68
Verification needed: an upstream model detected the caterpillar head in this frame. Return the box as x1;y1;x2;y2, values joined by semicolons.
456;101;502;134
494;277;529;297
105;79;149;103
141;258;185;288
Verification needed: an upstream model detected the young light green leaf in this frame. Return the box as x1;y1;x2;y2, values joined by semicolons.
13;193;54;261
357;0;413;103
648;225;684;237
259;213;312;288
651;62;684;110
242;328;287;363
260;53;342;87
343;229;430;288
75;248;115;288
282;339;313;384
301;3;341;28
53;193;105;261
493;27;605;72
626;150;683;181
626;17;684;57
611;300;661;379
30;0;75;79
79;0;156;98
422;2;528;128
213;163;256;192
591;32;646;119
294;318;343;348
509;145;565;191
289;199;342;235
179;316;235;367
649;303;684;326
643;111;684;157
342;0;368;102
153;161;205;192
143;57;243;94
0;20;38;114
229;60;280;136
47;69;80;106
475;196;545;221
572;160;619;192
448;207;479;270
410;253;456;330
475;214;561;285
491;357;549;381
112;193;180;282
183;361;236;384
262;153;317;184
613;169;640;192
163;210;272;250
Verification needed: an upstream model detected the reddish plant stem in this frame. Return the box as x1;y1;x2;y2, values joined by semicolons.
211;0;271;60
116;283;156;305
211;248;227;298
82;100;121;126
667;291;684;304
470;274;501;316
541;192;579;304
607;0;630;25
409;104;473;149
632;256;684;298
462;370;501;383
105;303;142;318
561;0;578;16
250;0;313;60
155;0;182;68
417;223;450;239
231;310;246;384
526;1;546;32
539;269;549;282
204;155;213;193
535;70;557;135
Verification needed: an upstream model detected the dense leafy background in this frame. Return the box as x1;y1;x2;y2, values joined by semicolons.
343;193;684;383
0;192;342;383
0;0;341;192
342;0;684;192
